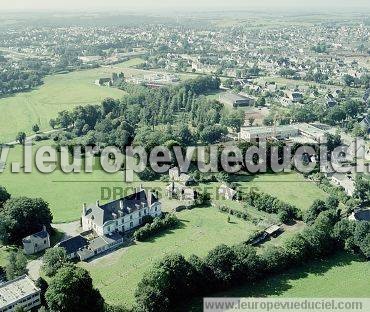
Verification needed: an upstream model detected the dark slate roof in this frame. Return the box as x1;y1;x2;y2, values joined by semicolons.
85;190;159;226
57;235;88;255
22;228;49;243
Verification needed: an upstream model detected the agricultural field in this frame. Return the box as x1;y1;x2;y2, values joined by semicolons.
185;252;370;311
80;207;259;307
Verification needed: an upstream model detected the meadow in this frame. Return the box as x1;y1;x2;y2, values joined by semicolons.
0;58;145;143
80;207;259;307
185;252;370;311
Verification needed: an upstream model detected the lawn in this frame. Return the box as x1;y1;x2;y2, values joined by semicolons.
0;58;145;143
0;141;328;223
80;206;259;307
232;172;328;211
185;252;370;311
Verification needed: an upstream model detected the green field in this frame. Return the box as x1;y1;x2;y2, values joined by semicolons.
185;252;370;311
231;172;328;212
80;207;259;307
0;58;145;143
0;141;328;223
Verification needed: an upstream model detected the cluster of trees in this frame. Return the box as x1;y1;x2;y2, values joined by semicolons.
36;247;125;312
304;197;339;225
134;214;180;241
353;177;370;207
244;191;302;224
50;76;228;149
0;195;53;245
0;67;44;95
4;249;28;280
288;97;366;126
134;209;369;312
343;74;370;88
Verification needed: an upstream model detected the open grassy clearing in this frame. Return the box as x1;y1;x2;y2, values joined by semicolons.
185;252;370;311
0;59;146;143
0;141;328;223
80;206;259;307
231;172;328;212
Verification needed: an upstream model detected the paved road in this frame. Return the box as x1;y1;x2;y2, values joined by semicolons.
27;258;43;281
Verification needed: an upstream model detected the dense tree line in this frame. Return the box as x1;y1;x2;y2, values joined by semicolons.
133;210;369;312
244;191;302;224
51;76;226;149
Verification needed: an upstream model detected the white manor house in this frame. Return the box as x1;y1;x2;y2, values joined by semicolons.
82;187;162;236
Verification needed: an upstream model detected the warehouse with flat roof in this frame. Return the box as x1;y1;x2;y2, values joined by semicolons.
0;275;41;312
219;92;255;107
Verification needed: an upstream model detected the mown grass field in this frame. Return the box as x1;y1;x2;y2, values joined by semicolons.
0;141;328;223
185;252;370;311
80;207;259;307
0;58;145;143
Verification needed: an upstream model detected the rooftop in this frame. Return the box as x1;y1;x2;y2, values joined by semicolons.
0;275;39;308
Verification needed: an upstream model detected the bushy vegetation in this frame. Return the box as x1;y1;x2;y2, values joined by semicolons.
50;76;229;150
133;214;180;241
134;210;369;312
0;196;53;245
245;191;302;224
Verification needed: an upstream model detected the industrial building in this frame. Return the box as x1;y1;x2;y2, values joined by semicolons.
0;275;41;312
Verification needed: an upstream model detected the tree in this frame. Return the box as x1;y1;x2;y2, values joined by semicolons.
16;132;26;145
35;277;49;307
5;249;27;280
304;200;328;225
0;197;53;245
45;265;104;312
42;247;69;277
0;186;10;207
204;244;237;286
353;177;370;206
32;124;40;133
49;119;57;129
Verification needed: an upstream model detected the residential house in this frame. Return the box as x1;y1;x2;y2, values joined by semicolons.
166;182;197;203
22;226;50;255
55;235;89;259
330;173;355;196
81;188;161;236
218;184;237;200
168;167;196;186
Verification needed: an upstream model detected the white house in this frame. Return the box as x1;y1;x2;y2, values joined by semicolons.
22;226;50;255
82;188;162;236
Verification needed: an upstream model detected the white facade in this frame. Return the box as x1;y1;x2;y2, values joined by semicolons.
0;275;41;312
82;191;162;236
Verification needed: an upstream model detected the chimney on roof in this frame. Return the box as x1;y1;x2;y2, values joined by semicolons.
42;225;46;232
147;190;153;207
119;200;124;209
96;200;100;207
82;203;87;216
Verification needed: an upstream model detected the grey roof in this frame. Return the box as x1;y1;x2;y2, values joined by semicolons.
22;228;49;243
57;235;88;255
0;275;40;308
85;190;158;226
